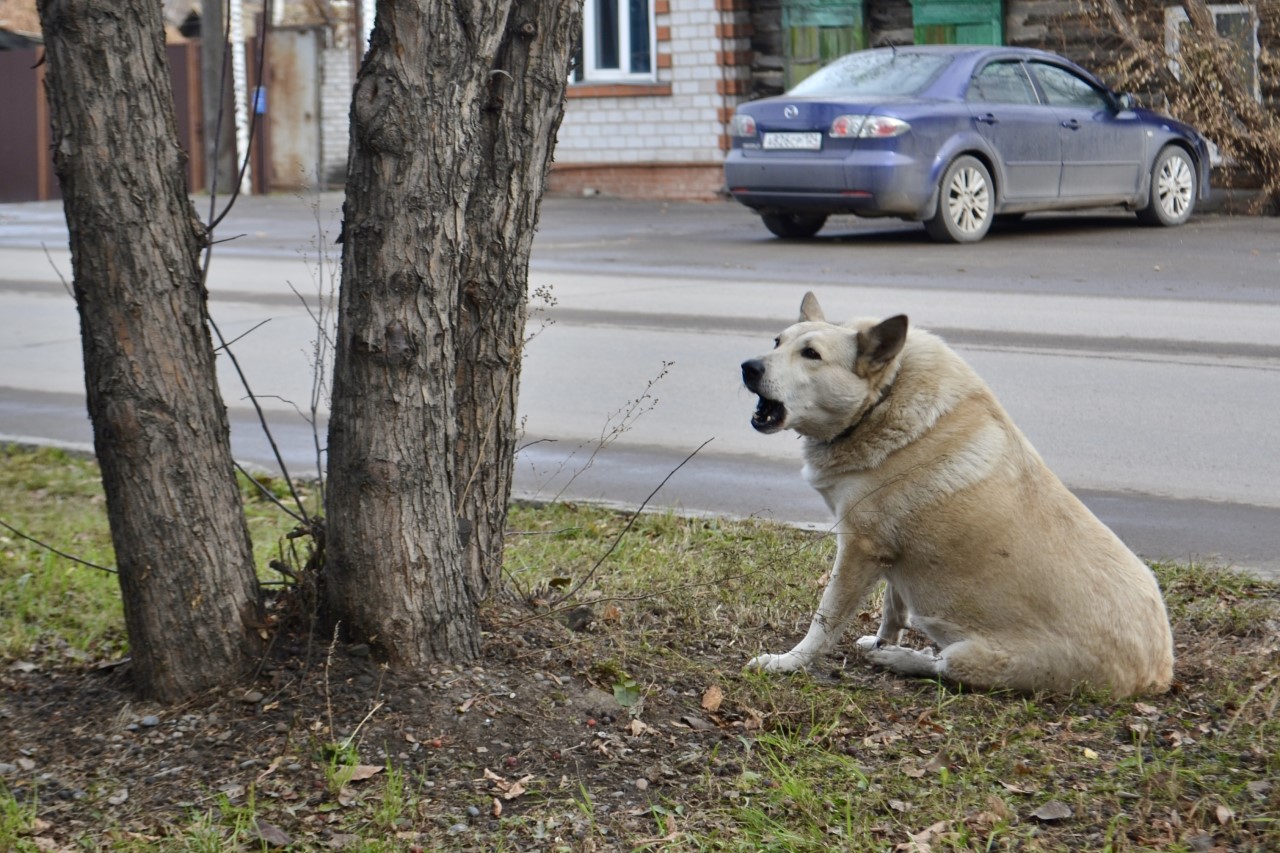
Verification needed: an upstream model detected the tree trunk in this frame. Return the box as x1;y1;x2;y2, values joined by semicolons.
454;2;583;601
38;0;265;701
325;0;582;666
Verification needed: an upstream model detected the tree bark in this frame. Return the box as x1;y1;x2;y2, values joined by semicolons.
454;2;583;602
325;0;581;665
38;0;264;701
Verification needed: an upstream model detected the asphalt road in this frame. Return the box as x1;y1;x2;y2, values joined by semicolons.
1;193;1277;577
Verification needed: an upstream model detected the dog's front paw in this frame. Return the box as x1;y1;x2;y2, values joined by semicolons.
746;652;807;673
855;635;884;654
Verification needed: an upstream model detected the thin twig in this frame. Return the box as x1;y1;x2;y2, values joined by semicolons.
0;517;116;575
212;317;271;353
235;461;306;524
40;242;73;298
552;438;712;606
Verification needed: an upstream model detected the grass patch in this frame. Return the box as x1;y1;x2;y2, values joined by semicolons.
0;444;1276;851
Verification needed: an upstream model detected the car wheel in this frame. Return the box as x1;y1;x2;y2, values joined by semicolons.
925;156;993;243
761;212;828;239
1137;146;1196;227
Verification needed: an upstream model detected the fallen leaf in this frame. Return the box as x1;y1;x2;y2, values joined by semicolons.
491;797;503;818
701;684;724;713
251;818;293;848
888;798;910;812
107;788;128;805
1030;800;1072;822
1082;747;1100;760
897;819;951;850
1215;804;1234;825
679;714;715;731
1000;780;1035;794
483;768;535;799
347;764;383;782
627;718;654;737
966;810;1003;830
1133;702;1159;717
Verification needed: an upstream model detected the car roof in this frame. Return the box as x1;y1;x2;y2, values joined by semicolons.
860;44;1060;60
801;45;1100;100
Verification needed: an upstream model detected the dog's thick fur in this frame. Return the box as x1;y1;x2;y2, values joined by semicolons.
741;293;1173;696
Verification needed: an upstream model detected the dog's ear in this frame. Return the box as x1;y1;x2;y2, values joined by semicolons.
855;314;908;375
799;291;825;323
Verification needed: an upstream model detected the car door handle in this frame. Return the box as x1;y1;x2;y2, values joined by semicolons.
1060;118;1081;130
975;113;998;125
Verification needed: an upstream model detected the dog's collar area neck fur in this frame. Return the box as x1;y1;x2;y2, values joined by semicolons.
831;379;895;444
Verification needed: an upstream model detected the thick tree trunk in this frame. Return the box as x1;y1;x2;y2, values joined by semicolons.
325;0;581;666
454;2;583;601
38;0;264;701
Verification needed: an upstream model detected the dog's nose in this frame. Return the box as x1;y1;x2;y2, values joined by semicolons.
741;358;764;390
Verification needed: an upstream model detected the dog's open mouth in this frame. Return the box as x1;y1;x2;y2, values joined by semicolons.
751;396;787;433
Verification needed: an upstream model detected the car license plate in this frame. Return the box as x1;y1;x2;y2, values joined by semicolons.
762;132;822;151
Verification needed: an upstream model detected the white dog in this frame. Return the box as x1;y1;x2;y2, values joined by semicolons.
741;292;1173;696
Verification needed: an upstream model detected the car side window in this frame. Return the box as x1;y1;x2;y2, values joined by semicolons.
967;61;1039;105
1031;62;1109;110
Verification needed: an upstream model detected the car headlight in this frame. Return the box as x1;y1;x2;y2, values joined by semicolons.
830;115;910;138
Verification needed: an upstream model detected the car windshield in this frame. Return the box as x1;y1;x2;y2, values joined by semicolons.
788;51;952;97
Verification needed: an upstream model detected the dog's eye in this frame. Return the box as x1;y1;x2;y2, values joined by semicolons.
801;347;821;361
772;337;780;349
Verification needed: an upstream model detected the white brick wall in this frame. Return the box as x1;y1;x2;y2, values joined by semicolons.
310;1;750;193
319;37;355;188
554;0;737;167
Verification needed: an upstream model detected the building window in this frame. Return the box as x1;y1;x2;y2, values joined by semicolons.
1164;4;1260;103
578;0;655;82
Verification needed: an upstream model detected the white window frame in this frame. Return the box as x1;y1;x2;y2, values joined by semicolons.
581;0;658;83
1164;3;1261;103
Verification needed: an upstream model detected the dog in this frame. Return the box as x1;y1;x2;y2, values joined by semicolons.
741;292;1174;696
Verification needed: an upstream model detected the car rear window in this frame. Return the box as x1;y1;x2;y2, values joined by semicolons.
788;51;952;98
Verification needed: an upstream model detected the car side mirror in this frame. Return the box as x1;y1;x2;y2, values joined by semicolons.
1114;92;1137;112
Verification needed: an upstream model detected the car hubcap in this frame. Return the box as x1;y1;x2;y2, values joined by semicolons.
947;167;990;234
1157;156;1193;218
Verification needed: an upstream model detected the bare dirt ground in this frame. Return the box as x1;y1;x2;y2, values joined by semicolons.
1;591;794;850
4;573;1279;852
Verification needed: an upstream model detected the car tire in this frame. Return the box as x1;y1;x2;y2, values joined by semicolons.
925;155;993;244
761;212;827;239
1137;146;1196;227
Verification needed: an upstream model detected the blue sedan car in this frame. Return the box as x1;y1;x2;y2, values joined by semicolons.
724;45;1212;242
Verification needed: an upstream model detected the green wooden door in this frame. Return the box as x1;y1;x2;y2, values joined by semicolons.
910;0;1003;45
783;0;866;87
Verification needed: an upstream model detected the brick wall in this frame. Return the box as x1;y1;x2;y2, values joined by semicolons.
318;31;355;189
549;0;754;200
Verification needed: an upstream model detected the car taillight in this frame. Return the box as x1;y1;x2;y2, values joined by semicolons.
829;115;910;138
730;114;757;137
